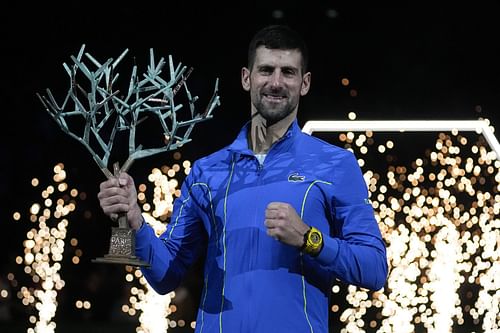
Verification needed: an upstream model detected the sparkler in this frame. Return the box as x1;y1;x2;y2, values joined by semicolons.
12;163;82;333
9;118;498;332
305;118;499;332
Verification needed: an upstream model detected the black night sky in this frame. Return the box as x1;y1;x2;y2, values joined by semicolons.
1;2;499;332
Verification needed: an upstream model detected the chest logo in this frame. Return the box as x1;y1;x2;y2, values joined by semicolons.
288;172;305;182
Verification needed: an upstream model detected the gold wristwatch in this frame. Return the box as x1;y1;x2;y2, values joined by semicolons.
300;226;324;257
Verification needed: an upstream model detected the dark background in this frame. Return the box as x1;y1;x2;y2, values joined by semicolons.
1;1;499;332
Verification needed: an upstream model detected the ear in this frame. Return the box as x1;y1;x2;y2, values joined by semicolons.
241;67;251;91
300;72;311;96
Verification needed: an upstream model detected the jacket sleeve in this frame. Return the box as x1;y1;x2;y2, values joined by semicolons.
135;166;207;294
316;151;388;290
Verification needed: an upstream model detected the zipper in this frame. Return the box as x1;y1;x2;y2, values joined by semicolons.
256;160;263;175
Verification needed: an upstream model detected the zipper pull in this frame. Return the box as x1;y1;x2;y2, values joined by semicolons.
255;158;264;173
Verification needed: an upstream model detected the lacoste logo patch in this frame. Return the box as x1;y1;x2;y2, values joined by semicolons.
288;172;305;182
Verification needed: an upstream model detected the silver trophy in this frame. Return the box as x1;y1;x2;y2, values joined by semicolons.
38;45;220;266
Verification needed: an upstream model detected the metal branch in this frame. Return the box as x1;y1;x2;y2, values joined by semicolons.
38;45;220;178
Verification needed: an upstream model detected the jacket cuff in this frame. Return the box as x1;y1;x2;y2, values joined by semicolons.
135;219;154;246
315;236;339;266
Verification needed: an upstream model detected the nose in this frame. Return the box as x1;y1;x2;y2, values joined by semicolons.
270;70;283;87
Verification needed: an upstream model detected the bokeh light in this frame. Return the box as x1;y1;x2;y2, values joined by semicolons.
8;130;499;332
14;163;82;333
313;125;499;333
122;156;194;332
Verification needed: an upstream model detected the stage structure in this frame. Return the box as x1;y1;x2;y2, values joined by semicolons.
37;45;220;267
302;120;499;157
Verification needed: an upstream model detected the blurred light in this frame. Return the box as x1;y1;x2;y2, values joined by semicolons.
124;160;191;332
326;9;339;19
16;163;80;333
305;120;499;332
271;9;284;19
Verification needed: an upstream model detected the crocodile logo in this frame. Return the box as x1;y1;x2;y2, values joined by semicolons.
288;172;305;182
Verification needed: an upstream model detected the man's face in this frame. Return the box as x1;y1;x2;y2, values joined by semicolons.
241;46;311;125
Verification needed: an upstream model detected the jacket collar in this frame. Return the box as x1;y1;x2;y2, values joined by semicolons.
227;119;301;157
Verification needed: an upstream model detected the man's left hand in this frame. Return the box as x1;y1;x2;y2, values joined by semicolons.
264;202;310;247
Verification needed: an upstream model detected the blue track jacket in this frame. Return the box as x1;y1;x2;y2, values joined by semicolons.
135;120;388;332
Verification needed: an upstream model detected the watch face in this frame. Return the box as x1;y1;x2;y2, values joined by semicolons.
310;232;321;244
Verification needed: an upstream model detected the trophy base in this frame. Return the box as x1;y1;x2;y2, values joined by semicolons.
92;254;150;267
92;226;150;267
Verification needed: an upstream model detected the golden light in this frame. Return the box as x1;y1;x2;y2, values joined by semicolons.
32;178;39;187
304;119;500;332
11;117;498;332
122;157;192;332
13;163;81;333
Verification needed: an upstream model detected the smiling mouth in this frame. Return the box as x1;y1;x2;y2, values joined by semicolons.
263;94;286;102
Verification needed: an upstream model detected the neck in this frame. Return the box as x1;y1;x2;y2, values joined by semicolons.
249;110;296;154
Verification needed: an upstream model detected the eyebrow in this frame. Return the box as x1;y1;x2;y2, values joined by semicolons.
257;64;299;72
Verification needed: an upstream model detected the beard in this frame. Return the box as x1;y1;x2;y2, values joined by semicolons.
252;90;297;126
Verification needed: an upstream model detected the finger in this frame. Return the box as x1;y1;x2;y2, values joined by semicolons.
101;194;128;206
264;218;275;228
99;178;121;191
265;218;286;231
266;202;287;210
266;227;279;241
97;186;129;201
118;172;135;187
101;202;129;216
265;209;282;219
118;173;129;187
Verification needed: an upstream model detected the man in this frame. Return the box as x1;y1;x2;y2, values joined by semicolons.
98;24;387;332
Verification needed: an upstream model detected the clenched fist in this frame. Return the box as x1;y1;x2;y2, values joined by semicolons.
264;202;309;247
97;172;143;230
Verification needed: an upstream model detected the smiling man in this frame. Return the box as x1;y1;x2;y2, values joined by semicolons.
98;24;388;332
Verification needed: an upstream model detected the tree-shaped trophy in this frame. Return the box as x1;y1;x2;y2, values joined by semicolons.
37;45;220;267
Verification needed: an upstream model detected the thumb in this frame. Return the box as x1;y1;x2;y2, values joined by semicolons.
118;172;133;187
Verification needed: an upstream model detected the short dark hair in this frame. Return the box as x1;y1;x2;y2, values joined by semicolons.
247;24;309;73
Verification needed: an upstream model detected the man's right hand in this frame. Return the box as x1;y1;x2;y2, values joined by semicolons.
97;172;143;230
